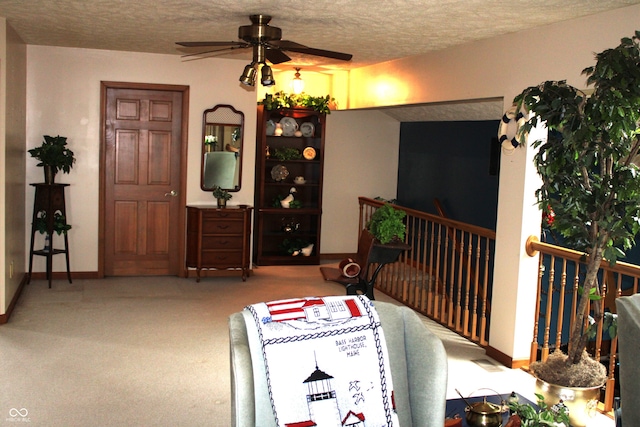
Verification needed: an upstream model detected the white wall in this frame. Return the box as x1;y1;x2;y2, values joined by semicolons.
20;4;640;361
351;3;640;362
26;46;258;273
1;20;27;315
322;110;400;253
24;46;400;273
0;17;6;312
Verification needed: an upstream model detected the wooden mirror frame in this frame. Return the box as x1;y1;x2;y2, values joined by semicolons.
201;104;244;192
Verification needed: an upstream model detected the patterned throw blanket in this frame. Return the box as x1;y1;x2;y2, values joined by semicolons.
245;295;399;427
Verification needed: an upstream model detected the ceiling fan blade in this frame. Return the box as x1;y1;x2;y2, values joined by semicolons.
180;46;249;60
265;48;291;64
283;45;353;61
274;40;352;61
272;40;308;49
176;41;247;48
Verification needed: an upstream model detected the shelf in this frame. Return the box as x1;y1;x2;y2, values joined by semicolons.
28;183;73;288
254;106;325;266
266;135;320;140
255;254;320;266
263;181;319;186
265;158;320;163
32;248;68;256
258;207;321;214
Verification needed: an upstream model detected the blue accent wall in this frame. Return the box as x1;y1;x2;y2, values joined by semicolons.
397;120;499;230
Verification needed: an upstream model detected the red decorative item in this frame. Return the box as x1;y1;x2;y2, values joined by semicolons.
444;416;462;427
543;204;555;226
505;413;522;427
339;258;361;278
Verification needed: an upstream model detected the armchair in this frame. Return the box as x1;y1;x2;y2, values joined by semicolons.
616;293;640;427
228;300;448;426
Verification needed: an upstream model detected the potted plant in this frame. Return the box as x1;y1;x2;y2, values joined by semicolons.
280;238;312;256
204;135;217;152
513;32;640;425
212;185;232;208
271;147;302;161
506;393;570;427
366;203;407;244
33;211;72;251
28;135;76;184
33;211;72;236
259;92;335;114
365;203;411;267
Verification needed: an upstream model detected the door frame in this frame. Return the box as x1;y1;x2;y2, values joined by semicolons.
99;81;190;278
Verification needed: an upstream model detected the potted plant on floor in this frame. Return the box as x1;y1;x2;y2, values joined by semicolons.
212;185;232;208
513;31;640;426
28;135;76;184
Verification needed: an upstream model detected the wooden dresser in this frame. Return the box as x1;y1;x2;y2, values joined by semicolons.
186;205;252;281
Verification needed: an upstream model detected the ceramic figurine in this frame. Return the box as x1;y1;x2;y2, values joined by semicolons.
280;187;297;208
300;243;314;256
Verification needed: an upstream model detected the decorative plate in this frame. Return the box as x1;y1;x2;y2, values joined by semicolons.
302;147;317;160
300;122;315;137
279;117;298;136
266;120;276;136
270;164;289;181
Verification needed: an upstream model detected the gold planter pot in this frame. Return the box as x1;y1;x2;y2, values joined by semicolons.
535;378;602;427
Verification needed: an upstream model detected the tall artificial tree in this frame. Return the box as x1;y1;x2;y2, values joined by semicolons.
515;32;640;384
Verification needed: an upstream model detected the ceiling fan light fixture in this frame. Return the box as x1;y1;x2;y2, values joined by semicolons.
291;68;305;94
179;15;352;88
261;64;275;86
239;63;257;86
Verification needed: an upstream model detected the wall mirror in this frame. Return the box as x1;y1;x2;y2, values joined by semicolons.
201;104;244;191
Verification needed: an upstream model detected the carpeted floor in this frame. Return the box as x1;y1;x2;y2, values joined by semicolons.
1;266;375;426
0;265;613;426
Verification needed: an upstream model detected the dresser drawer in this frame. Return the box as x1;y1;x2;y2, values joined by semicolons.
201;250;243;266
201;210;244;221
186;205;253;281
202;219;244;234
202;236;243;250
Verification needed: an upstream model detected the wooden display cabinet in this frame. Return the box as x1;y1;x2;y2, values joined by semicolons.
253;106;325;265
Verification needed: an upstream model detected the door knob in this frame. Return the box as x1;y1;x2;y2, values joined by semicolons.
164;190;178;197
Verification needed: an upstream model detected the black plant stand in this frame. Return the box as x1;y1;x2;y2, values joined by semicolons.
28;183;72;288
363;240;411;299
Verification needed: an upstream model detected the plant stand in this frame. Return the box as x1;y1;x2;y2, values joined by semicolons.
365;240;411;299
28;183;72;288
320;233;410;300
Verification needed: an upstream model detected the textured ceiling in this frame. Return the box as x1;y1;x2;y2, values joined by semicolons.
1;0;638;122
1;0;638;70
378;99;504;122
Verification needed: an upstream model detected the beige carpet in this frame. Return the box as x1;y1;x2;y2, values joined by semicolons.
2;265;582;426
0;265;396;426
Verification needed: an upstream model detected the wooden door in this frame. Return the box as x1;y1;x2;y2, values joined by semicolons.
102;84;187;276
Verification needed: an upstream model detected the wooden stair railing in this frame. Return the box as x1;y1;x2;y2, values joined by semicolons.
526;235;640;413
433;198;491;318
358;197;496;347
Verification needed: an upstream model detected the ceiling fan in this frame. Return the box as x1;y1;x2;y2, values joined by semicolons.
176;14;353;87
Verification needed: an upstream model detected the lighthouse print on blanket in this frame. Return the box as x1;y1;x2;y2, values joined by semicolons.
245;295;399;427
